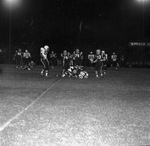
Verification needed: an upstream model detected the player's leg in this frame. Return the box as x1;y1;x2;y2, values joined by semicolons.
49;59;52;69
23;58;27;70
95;64;99;78
62;63;67;77
40;58;45;76
20;57;24;69
90;61;93;70
62;62;70;77
112;61;115;69
18;56;22;69
103;61;107;75
52;58;55;69
16;56;19;68
116;62;119;70
115;61;118;70
62;68;66;77
95;70;99;78
27;58;31;70
100;62;104;77
45;59;49;77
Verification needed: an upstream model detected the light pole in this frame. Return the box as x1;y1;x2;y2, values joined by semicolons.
3;0;21;63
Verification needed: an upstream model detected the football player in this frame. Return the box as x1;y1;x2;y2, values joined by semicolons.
93;49;103;78
23;50;31;70
119;55;125;68
111;52;118;70
15;48;23;69
49;51;57;69
13;50;18;67
29;60;35;68
61;50;70;77
74;49;83;66
101;50;108;74
88;52;95;69
40;45;50;77
69;52;74;66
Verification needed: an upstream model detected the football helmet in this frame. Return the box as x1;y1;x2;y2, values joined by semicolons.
96;49;101;55
44;45;49;51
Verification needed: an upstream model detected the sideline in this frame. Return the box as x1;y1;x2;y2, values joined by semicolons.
0;78;62;132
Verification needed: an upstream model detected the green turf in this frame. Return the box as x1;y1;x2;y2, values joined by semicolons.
0;65;150;146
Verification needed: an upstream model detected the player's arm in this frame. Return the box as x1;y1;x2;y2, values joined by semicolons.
100;55;103;61
106;54;108;60
92;56;97;63
29;53;31;58
111;55;113;60
80;52;83;59
40;52;44;59
23;53;25;58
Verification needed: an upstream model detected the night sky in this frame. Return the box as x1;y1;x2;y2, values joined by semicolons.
0;0;150;47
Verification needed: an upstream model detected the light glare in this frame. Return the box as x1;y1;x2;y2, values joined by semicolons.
3;0;21;9
137;0;150;2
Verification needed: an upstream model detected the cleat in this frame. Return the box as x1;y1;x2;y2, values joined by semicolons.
96;75;99;78
62;74;65;77
41;71;44;76
101;74;103;77
45;71;48;77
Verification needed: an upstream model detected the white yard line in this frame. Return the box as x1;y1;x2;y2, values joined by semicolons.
0;78;62;132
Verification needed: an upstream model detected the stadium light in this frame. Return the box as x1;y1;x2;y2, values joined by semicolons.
3;0;21;9
2;0;22;63
137;0;149;2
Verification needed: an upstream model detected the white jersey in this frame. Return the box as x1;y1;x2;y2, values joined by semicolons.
101;53;107;61
88;54;94;62
40;47;48;60
17;51;22;57
111;54;117;61
23;52;31;59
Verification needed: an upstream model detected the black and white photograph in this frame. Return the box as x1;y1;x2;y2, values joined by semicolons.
0;0;150;145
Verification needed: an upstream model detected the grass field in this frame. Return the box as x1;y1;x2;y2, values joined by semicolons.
0;65;150;146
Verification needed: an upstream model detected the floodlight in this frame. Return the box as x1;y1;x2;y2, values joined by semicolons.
3;0;21;8
137;0;149;2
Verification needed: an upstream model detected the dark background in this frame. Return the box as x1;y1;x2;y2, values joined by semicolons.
0;0;150;63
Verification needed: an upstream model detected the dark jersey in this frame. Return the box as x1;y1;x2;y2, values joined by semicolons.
62;55;70;70
74;53;83;66
94;54;102;62
88;54;94;62
111;54;117;61
62;55;70;65
23;52;31;59
16;51;23;59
